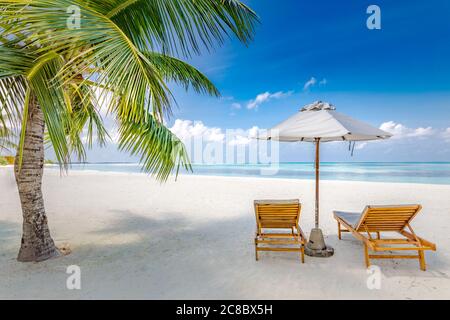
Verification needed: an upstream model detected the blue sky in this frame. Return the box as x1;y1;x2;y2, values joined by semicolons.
86;0;450;163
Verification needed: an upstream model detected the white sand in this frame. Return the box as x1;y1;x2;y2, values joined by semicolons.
0;167;449;299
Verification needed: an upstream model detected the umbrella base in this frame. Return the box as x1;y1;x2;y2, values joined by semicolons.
305;228;334;257
305;245;334;257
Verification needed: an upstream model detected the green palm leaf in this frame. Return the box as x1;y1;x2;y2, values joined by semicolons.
117;112;191;181
84;0;258;56
0;0;257;180
144;51;219;96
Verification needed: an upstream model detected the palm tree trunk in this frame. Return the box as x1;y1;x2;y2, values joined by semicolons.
14;93;60;262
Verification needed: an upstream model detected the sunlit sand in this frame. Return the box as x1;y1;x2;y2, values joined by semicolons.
0;168;449;299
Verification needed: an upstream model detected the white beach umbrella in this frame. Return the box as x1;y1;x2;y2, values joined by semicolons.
260;101;392;256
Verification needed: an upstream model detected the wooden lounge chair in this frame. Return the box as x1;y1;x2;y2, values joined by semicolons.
333;205;436;271
254;199;306;262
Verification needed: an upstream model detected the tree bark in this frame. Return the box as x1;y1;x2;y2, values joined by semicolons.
14;93;60;262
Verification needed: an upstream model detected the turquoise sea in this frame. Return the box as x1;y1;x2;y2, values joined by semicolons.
53;162;450;185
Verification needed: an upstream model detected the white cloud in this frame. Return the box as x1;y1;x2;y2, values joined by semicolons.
228;126;260;146
228;135;251;146
248;126;260;138
412;127;435;137
246;91;292;110
170;119;224;143
343;121;444;150
231;102;241;110
170;120;262;147
303;77;327;91
379;121;434;139
303;77;317;91
443;128;450;142
355;142;368;150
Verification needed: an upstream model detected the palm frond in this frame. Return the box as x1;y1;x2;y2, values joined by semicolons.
0;44;35;78
0;0;258;181
144;51;219;96
0;42;32;134
1;0;173;122
69;82;109;149
0;76;26;132
98;0;259;57
117;112;191;181
0;121;16;152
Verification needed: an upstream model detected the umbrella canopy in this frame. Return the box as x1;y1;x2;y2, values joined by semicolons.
257;101;392;256
262;101;392;142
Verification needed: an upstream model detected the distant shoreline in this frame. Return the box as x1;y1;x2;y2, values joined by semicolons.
4;162;450;185
39;161;450;165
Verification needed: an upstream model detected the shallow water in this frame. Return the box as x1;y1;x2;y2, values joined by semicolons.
47;162;450;185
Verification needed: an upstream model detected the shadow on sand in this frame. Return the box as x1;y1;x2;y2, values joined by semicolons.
0;210;447;299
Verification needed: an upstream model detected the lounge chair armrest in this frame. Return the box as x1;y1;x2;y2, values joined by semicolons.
400;230;437;251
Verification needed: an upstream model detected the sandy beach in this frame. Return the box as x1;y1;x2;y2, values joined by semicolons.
0;167;449;299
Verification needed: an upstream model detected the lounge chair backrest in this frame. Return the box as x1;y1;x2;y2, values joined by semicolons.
355;205;422;232
254;199;301;231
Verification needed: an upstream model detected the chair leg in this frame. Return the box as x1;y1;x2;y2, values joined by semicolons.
337;222;342;240
300;246;305;264
364;244;370;268
376;232;381;240
418;250;426;271
254;239;259;261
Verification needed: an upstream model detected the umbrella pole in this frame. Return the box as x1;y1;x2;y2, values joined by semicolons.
315;138;320;229
305;137;334;257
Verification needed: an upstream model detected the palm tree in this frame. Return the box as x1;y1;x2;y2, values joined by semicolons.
0;0;257;262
